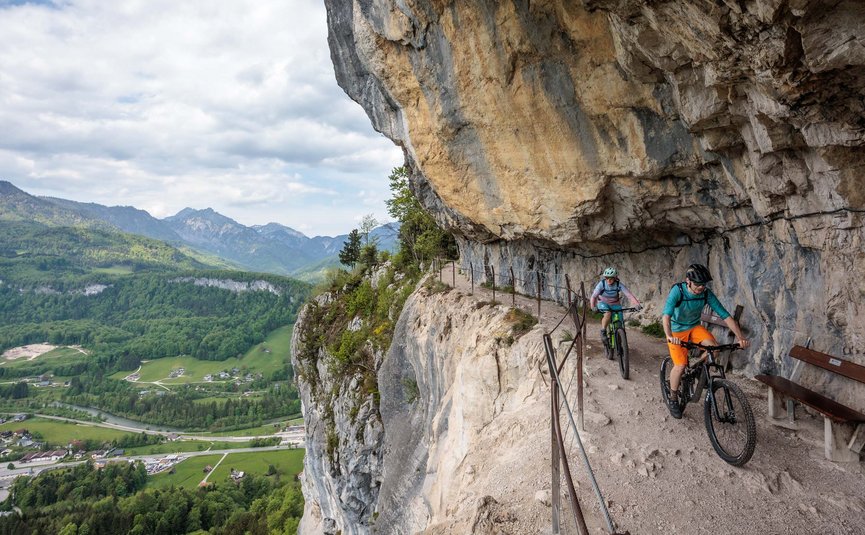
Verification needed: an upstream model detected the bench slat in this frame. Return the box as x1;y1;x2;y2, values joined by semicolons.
789;346;865;384
755;374;865;423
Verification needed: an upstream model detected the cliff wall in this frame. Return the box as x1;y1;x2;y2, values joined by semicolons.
325;0;865;382
293;277;552;534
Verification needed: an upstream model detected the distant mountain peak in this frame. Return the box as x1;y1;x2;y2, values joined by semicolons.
0;180;27;195
254;222;308;240
168;207;239;225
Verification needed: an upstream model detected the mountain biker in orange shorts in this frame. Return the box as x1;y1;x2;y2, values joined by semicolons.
662;263;748;418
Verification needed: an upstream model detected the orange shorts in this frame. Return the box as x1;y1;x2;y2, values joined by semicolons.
667;325;717;366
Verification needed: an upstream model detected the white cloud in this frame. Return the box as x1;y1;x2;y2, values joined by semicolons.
0;0;403;235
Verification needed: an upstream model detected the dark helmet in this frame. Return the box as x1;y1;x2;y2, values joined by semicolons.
685;263;712;284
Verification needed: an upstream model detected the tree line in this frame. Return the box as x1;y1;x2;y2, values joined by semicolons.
0;461;303;535
0;271;309;363
64;378;301;431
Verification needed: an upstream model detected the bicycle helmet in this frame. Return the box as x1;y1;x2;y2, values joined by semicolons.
685;263;712;284
603;267;617;278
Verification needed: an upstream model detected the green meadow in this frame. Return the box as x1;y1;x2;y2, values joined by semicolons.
110;324;293;384
209;449;304;482
198;424;280;437
124;439;249;456
147;454;223;490
0;417;134;445
91;265;135;275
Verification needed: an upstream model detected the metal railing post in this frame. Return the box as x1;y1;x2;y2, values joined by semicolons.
578;281;586;433
551;370;561;535
544;334;589;535
491;265;496;303
470;263;474;295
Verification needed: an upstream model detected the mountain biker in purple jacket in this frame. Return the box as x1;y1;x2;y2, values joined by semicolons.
590;267;642;342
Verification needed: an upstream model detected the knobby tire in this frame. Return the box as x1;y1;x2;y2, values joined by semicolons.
615;328;629;379
604;328;614;360
704;379;756;466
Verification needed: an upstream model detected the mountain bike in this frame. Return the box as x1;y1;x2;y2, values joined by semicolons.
601;306;639;380
659;341;756;466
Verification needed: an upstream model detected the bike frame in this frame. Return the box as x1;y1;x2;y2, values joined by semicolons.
680;346;738;423
606;311;624;348
604;307;637;348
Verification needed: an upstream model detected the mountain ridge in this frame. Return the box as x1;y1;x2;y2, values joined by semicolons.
0;180;399;279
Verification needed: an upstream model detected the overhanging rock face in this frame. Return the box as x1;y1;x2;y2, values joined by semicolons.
325;1;864;381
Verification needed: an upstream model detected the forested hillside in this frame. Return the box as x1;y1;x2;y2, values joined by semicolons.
0;220;205;286
0;210;310;431
0;461;303;535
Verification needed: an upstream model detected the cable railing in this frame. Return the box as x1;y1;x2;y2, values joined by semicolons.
432;258;582;317
432;258;629;534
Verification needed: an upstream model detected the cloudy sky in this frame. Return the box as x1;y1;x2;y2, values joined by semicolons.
0;0;404;236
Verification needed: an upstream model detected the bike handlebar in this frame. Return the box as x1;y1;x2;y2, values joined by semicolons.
678;341;743;352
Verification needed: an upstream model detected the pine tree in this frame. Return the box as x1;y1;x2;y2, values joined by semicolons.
338;229;362;267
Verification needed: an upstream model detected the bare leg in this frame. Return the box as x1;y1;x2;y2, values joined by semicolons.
601;311;612;330
669;364;686;393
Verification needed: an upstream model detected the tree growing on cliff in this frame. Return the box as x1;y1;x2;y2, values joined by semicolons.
386;166;457;267
339;229;362;267
360;214;379;246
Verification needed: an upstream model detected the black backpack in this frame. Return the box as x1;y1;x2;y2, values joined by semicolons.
672;282;708;308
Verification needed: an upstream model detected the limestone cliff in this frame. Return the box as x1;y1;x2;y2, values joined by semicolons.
325;0;865;387
293;274;552;534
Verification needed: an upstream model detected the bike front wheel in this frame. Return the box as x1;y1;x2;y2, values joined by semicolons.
659;357;674;404
604;329;614;360
615;328;629;379
704;379;756;466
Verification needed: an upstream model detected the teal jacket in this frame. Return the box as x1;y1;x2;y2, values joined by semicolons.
662;283;729;333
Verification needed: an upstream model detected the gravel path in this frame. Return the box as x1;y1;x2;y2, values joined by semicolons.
437;262;865;535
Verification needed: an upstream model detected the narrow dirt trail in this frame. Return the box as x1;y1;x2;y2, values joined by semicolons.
438;263;865;535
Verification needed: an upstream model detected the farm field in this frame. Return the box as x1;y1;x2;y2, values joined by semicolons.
0;345;88;370
0;417;134;444
198;424;280;437
124;439;250;455
209;448;304;482
91;265;135;275
147;454;222;490
109;324;293;384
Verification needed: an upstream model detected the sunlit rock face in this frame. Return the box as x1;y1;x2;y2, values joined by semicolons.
326;0;865;376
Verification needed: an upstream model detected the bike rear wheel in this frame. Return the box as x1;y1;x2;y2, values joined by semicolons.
704;379;756;466
615;328;629;379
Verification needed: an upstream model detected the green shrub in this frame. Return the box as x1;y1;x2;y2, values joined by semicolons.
423;278;449;294
505;307;538;338
641;321;665;338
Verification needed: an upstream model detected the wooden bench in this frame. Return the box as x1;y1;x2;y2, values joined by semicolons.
756;345;865;462
701;303;743;331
